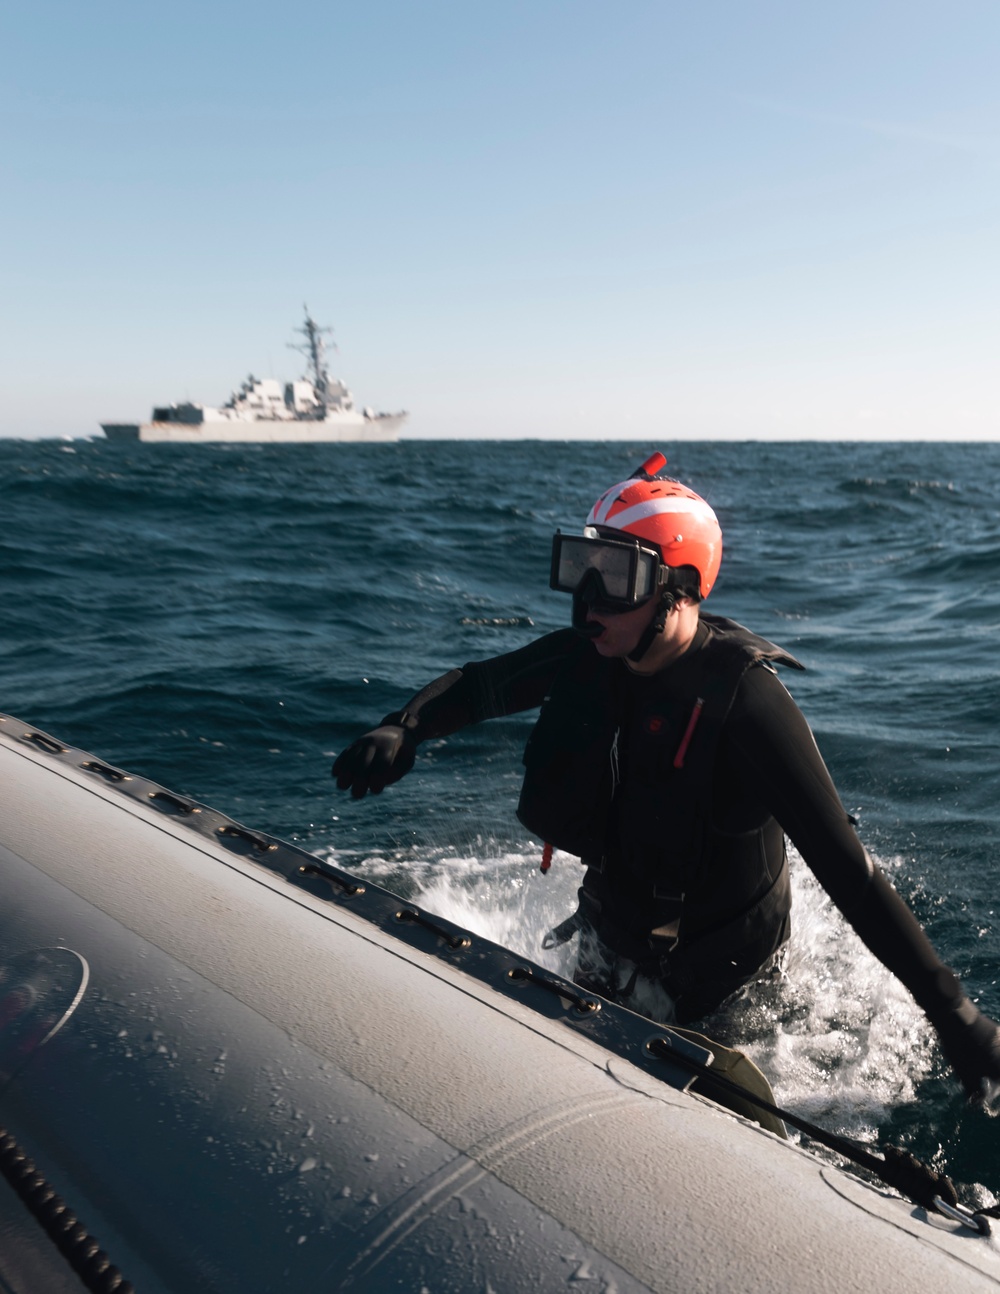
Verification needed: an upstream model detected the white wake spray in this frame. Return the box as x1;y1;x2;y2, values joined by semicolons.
325;840;934;1141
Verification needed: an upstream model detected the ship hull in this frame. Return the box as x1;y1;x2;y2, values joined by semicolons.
101;412;407;444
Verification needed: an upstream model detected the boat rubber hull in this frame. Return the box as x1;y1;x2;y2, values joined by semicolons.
0;713;997;1293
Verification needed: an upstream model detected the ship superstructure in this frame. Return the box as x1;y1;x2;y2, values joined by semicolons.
101;309;407;443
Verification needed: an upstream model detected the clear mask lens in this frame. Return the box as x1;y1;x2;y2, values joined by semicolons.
550;534;660;608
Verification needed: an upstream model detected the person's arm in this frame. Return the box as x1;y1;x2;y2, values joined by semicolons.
726;664;1000;1102
332;629;576;798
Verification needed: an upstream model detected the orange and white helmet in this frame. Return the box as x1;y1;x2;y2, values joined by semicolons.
586;451;722;599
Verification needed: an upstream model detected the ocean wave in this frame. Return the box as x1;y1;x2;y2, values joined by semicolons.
5;436;1000;1191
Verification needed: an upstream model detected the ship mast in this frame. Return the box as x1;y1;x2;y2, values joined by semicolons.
289;306;335;410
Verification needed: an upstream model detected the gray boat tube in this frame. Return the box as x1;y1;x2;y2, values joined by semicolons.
0;712;998;1294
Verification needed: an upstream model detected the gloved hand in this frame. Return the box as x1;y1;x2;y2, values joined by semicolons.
332;725;417;799
933;997;1000;1105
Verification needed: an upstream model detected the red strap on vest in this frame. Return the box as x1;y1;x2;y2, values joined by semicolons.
673;697;704;769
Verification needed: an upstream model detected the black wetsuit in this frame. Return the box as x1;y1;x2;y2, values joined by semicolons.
382;618;970;1031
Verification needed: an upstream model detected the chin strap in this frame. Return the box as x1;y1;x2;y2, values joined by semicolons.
627;586;677;663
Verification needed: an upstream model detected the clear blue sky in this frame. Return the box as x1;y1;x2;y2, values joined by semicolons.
3;1;998;439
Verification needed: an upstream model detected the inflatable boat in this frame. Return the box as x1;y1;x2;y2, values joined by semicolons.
0;711;998;1293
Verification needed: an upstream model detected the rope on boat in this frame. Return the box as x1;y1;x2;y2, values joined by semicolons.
0;1124;136;1293
647;1034;993;1237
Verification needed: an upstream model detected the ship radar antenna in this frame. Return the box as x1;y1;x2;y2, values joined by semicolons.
288;306;338;404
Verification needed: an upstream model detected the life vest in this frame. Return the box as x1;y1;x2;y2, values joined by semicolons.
517;614;804;1017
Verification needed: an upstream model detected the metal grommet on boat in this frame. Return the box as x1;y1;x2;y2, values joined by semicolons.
147;790;200;815
24;731;67;754
931;1195;992;1236
215;825;277;853
394;907;472;950
506;965;600;1014
80;760;131;783
298;863;365;897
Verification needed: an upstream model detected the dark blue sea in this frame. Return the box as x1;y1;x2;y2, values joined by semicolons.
3;437;1000;1199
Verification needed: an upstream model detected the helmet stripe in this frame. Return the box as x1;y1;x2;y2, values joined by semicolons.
590;494;718;530
589;489;619;526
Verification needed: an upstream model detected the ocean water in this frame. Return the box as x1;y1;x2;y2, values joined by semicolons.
3;436;1000;1199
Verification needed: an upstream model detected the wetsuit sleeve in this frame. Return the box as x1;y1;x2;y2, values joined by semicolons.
723;665;971;1028
384;629;577;742
334;629;577;800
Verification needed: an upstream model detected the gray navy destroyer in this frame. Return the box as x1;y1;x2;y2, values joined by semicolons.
101;309;408;443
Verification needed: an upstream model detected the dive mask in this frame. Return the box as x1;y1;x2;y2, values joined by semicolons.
550;528;663;613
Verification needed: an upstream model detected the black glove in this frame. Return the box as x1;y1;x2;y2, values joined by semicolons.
332;724;417;799
932;997;1000;1104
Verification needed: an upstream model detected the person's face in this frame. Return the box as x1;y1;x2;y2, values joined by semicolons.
586;594;699;668
585;596;660;657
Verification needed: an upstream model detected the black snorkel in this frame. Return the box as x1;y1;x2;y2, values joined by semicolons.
571;570;613;638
